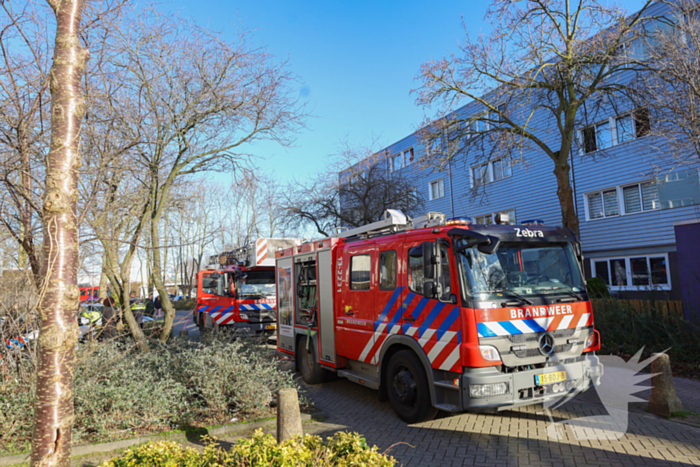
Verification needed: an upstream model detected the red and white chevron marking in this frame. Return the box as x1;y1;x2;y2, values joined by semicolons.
256;239;268;265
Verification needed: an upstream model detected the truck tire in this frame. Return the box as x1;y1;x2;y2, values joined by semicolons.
385;350;438;424
297;338;324;384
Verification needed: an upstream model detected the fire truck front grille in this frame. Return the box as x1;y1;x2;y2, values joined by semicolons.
512;343;573;358
507;328;575;343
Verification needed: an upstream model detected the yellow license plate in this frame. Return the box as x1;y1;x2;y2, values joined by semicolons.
265;324;277;330
534;370;567;386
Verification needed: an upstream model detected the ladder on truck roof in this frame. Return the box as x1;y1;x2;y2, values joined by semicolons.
337;209;446;241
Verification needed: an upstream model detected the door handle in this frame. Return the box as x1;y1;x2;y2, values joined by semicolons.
403;317;414;322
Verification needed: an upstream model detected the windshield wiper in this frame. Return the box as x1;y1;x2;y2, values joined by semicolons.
494;289;533;306
536;286;583;301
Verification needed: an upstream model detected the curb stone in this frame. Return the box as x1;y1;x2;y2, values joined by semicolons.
0;414;311;467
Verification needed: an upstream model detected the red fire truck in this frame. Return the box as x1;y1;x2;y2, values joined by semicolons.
194;238;300;334
79;286;99;303
276;210;603;423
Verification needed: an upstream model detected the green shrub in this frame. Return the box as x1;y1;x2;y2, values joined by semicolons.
585;277;609;298
592;300;700;364
100;429;396;466
0;337;298;455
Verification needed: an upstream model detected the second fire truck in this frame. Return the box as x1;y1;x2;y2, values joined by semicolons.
276;210;603;423
194;238;300;334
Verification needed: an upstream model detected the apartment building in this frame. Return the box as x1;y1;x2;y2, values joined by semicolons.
341;1;700;309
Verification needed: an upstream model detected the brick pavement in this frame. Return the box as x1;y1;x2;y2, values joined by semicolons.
301;374;700;467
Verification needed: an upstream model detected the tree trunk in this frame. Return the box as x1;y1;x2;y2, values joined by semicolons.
552;154;580;238
31;0;87;465
119;284;148;351
98;269;108;301
152;216;176;342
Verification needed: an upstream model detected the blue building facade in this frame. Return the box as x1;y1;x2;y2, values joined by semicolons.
344;2;700;303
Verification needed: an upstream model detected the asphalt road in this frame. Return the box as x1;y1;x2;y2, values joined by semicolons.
171;307;200;340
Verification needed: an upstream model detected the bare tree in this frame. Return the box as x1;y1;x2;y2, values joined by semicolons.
0;1;52;288
637;0;700;167
415;0;661;236
31;0;88;463
96;6;305;342
281;143;424;236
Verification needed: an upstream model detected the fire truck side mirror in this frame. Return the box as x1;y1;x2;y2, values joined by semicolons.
423;281;437;299
422;242;438;280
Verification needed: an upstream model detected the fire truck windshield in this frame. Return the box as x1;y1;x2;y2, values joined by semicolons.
237;270;276;299
455;241;585;299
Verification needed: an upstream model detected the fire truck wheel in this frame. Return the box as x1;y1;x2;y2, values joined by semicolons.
386;350;438;424
297;339;324;384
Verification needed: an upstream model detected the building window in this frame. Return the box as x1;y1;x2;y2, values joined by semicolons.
403;148;414;167
350;254;371;291
586;189;619;219
586;180;659;220
582;108;650;154
592;255;670;290
616;108;651;144
429;179;445;200
478;209;516;225
492;157;512;181
582;120;611;153
470;157;512;187
622;181;658;213
391;153;403;173
467;113;489;136
489;103;507;126
475;214;492;225
379;250;397;291
471;163;488;187
475;209;516;225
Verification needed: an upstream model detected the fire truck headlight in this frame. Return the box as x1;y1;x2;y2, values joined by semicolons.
269;309;277;320
479;345;501;362
239;313;249;320
584;333;596;349
469;382;510;398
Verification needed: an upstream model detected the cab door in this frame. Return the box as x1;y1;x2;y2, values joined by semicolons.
197;271;234;325
336;244;377;363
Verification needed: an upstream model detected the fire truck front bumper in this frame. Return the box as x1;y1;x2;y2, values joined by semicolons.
460;354;603;411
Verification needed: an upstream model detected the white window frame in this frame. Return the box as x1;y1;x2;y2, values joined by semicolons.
614;109;650;145
470;156;512;188
579;118;614;155
403;147;414;167
492;156;513;181
428;178;445;201
620;180;660;214
583;187;621;221
591;254;671;291
391;153;403;173
584;179;660;221
579;108;650;154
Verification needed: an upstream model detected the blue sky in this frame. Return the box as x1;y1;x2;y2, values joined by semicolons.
168;0;648;183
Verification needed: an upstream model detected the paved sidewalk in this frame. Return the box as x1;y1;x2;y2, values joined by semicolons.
301;371;700;467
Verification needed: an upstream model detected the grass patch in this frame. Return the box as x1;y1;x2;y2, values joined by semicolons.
670;410;699;419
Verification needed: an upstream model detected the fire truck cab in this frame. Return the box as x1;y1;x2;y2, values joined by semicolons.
276;210;603;423
194;238;301;334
